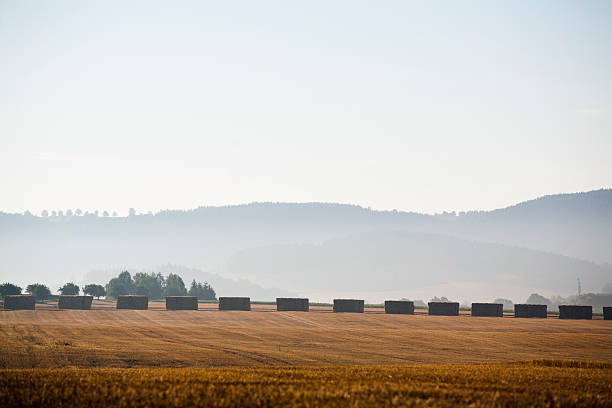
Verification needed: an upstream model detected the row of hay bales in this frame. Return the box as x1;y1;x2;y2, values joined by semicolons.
3;295;611;319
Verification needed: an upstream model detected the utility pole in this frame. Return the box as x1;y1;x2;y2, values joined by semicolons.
577;277;581;297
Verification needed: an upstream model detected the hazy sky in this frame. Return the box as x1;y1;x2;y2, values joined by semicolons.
1;1;611;215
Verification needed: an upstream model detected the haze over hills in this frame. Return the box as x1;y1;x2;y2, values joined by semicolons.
1;189;610;302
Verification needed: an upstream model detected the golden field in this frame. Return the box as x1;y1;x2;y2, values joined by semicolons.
2;301;611;407
1;360;611;407
1;301;611;368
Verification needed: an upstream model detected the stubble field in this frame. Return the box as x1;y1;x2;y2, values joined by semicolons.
1;301;611;407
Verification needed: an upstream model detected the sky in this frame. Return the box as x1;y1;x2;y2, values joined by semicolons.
1;0;611;215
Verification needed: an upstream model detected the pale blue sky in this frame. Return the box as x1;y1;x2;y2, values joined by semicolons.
1;1;611;214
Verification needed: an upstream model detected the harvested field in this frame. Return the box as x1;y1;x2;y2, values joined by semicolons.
1;301;611;369
1;360;611;407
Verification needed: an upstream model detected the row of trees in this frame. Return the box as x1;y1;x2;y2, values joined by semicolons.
0;282;106;301
38;209;119;217
0;271;216;302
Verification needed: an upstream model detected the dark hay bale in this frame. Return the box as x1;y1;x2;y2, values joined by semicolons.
116;295;148;310
276;298;309;312
333;299;364;313
559;305;592;320
219;297;251;311
471;303;503;317
514;304;547;318
604;307;611;320
3;295;35;310
165;296;198;310
428;302;459;316
384;300;414;314
58;295;93;310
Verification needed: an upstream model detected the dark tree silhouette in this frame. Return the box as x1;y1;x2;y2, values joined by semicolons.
164;273;187;296
0;283;22;297
58;282;80;295
83;284;106;299
26;283;52;301
188;279;217;300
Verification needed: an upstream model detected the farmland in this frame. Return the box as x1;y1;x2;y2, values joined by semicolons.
2;301;611;407
1;361;611;407
1;301;611;368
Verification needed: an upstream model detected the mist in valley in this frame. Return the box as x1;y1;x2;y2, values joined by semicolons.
1;189;611;306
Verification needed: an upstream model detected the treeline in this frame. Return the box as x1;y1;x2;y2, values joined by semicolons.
0;271;216;302
105;271;216;300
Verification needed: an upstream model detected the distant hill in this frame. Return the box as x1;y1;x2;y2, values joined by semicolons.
224;230;611;302
0;188;610;300
440;189;612;264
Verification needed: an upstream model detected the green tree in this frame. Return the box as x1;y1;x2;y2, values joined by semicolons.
187;279;217;300
0;283;22;297
58;282;80;295
106;271;135;299
133;272;165;300
83;284;106;299
164;273;187;296
26;283;52;301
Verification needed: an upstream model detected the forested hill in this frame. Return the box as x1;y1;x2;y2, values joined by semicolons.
0;189;610;299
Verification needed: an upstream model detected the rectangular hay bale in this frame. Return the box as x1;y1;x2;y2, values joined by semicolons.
219;297;251;311
471;303;503;317
559;305;592;320
165;296;198;310
58;295;93;310
333;299;364;313
604;307;612;321
3;295;35;310
514;304;547;318
428;302;459;316
276;298;309;312
384;300;414;314
116;295;148;310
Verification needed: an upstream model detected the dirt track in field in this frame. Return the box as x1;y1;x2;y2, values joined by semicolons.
1;301;611;368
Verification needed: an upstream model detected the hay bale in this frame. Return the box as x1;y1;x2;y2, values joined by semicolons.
384;300;414;314
116;295;148;310
58;295;93;310
333;299;364;313
219;297;251;311
514;304;547;318
604;307;611;321
3;295;35;310
559;305;592;320
276;298;309;312
471;303;503;317
428;302;459;316
165;296;198;310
